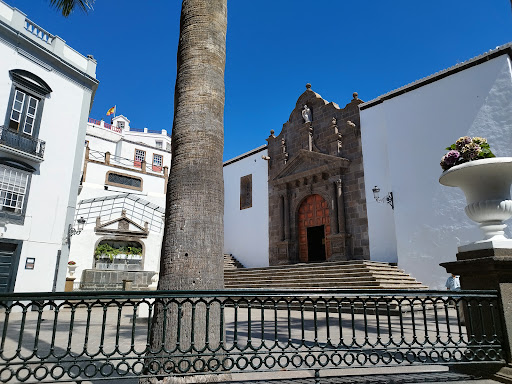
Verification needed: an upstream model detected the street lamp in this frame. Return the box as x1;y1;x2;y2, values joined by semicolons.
67;216;86;245
372;186;394;210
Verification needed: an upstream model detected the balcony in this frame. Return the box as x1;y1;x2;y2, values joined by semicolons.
0;126;45;161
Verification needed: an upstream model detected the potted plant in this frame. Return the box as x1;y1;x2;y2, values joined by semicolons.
94;244;119;264
67;260;77;277
439;136;512;249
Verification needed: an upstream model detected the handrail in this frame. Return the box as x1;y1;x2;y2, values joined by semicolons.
0;126;45;159
0;289;505;383
0;288;499;301
87;148;164;174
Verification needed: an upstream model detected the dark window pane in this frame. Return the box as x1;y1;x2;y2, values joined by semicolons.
107;173;141;188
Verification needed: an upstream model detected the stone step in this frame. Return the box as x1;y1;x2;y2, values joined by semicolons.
225;260;380;271
223;257;427;290
224;275;420;285
224;284;428;291
225;280;427;288
224;263;404;275
223;254;244;269
224;269;415;279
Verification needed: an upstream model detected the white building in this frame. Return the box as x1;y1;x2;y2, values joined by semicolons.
0;1;98;293
223;145;269;268
70;116;271;287
360;43;512;289
68;116;171;289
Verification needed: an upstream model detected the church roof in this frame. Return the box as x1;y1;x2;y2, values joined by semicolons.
360;42;512;110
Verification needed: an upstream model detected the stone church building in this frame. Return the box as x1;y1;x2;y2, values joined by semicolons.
266;84;369;265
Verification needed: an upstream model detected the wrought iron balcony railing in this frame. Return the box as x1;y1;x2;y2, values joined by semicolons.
0;126;45;160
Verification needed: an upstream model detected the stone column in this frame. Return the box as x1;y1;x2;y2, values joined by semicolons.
279;195;285;241
441;249;512;381
336;178;346;234
284;191;290;241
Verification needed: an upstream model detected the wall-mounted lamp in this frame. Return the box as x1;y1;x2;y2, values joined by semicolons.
67;217;86;245
372;186;394;210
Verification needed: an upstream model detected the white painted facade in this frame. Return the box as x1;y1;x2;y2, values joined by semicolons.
0;0;98;292
223;146;269;268
70;118;270;284
360;45;512;289
67;116;171;286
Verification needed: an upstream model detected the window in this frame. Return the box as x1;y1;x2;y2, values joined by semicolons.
117;121;125;129
105;171;143;191
155;141;162;149
5;70;51;140
166;143;171;151
152;154;163;172
240;174;252;210
134;149;146;168
9;89;39;136
0;164;29;214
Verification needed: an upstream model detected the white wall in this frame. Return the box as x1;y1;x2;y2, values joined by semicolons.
223;147;269;268
68;226;162;283
361;54;512;289
70;157;166;283
117;139;171;170
0;23;95;292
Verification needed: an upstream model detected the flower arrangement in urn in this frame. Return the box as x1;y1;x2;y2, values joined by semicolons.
440;136;495;171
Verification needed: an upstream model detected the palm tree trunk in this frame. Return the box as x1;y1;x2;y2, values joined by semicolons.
141;0;227;382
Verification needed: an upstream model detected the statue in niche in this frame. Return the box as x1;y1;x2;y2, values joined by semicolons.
302;105;312;123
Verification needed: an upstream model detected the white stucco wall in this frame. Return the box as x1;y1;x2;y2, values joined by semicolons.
81;161;166;204
223;147;269;268
69;157;166;284
0;11;96;292
68;226;163;284
361;54;512;289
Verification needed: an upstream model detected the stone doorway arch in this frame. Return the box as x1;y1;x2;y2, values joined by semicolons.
298;194;331;262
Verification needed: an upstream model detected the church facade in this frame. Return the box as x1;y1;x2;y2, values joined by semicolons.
266;84;369;265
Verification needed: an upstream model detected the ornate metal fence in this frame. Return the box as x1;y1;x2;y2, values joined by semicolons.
0;289;505;383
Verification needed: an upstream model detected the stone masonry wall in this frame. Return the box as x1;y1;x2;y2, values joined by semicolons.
266;85;369;265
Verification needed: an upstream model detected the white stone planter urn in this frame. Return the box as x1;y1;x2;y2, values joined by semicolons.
439;157;512;251
67;264;77;277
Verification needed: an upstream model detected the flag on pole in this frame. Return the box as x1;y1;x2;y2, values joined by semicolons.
106;106;116;116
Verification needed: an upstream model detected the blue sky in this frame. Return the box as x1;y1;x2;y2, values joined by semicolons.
7;1;512;160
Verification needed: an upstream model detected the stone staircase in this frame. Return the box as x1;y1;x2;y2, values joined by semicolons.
224;258;427;290
224;253;245;269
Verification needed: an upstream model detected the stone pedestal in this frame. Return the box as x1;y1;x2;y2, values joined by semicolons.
328;233;348;261
64;277;75;292
441;248;512;383
79;269;156;291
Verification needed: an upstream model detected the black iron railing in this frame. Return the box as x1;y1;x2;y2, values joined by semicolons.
0;126;45;160
0;289;505;383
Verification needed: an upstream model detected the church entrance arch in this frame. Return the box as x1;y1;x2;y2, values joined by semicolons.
298;194;331;263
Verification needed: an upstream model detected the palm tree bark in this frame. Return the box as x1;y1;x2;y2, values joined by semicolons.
160;0;226;291
141;0;227;382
